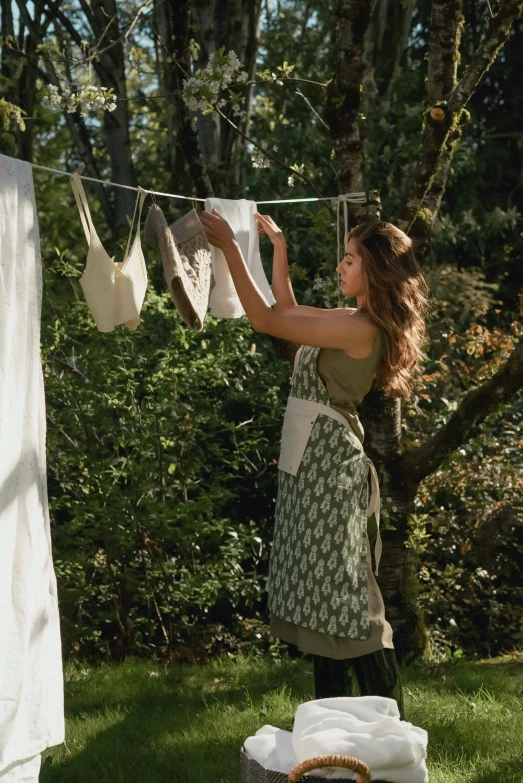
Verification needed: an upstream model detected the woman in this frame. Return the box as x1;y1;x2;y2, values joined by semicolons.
200;208;429;719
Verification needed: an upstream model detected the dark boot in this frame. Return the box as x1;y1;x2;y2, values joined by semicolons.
351;648;406;720
312;654;355;699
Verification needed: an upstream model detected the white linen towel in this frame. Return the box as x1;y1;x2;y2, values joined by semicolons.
243;696;428;783
204;197;276;318
0;155;65;772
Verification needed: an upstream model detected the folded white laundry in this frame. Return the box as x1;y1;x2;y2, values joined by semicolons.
243;725;296;774
292;697;428;783
243;696;428;783
204;197;276;318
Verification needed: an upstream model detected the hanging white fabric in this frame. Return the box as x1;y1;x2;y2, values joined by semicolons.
205;197;276;318
0;155;64;771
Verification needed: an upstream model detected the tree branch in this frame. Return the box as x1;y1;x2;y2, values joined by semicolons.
397;0;463;230
407;116;467;261
399;0;523;232
152;0;213;199
77;0;100;36
295;87;329;129
35;0;89;54
14;0;46;49
402;334;523;485
448;0;523;114
234;77;328;88
34;0;154;71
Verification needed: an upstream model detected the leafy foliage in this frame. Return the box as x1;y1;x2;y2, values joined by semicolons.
402;265;523;656
43;252;289;656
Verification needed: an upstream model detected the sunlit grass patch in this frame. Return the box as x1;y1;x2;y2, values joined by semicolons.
41;653;523;783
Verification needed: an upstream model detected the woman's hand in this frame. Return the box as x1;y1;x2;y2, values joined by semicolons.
200;208;235;250
255;212;285;245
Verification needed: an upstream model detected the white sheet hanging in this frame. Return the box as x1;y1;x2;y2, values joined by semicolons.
0;155;64;771
204;197;276;318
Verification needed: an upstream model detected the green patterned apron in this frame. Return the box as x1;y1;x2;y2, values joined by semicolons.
267;345;381;640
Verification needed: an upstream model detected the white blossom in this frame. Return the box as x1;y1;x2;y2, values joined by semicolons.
182;48;249;118
251;147;271;169
42;83;118;116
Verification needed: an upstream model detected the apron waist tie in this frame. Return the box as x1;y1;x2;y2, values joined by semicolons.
364;456;382;576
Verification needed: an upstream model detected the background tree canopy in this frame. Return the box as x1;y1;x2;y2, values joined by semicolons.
1;0;522;661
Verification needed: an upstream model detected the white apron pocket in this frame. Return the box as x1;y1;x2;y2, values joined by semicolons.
278;406;319;476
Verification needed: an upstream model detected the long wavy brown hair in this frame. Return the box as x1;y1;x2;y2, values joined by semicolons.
347;220;431;399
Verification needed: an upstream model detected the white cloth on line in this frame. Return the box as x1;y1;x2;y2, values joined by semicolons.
0;755;41;782
204;197;276;318
243;696;428;783
0;155;64;773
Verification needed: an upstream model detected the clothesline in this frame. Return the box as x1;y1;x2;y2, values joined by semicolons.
31;160;372;274
30;162;369;205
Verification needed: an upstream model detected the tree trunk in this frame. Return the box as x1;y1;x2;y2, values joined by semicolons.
34;0;135;224
231;0;262;191
363;0;417;101
48;28;115;231
10;1;115;227
325;0;427;659
160;0;214;198
358;389;430;660
64;113;116;232
191;0;221;173
152;0;183;191
325;0;378;224
17;32;38;163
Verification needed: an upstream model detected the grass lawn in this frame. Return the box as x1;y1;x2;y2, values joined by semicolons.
40;652;523;783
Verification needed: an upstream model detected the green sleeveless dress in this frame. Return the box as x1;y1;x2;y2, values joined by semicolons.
268;330;394;658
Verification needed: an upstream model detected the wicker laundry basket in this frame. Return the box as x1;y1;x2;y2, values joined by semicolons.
241;748;391;783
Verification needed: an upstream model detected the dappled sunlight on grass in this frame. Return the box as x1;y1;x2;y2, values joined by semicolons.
41;654;523;783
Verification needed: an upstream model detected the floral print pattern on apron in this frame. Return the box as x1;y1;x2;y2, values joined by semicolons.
267;345;371;640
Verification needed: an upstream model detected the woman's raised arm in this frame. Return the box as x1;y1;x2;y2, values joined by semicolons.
200;208;372;352
255;213;355;320
255;212;296;310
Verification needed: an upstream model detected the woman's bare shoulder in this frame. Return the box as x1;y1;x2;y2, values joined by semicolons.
343;314;379;359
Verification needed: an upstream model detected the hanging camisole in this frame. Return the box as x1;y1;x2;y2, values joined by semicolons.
70;173;148;332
